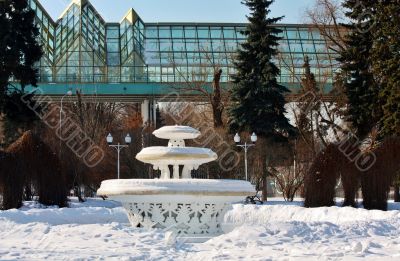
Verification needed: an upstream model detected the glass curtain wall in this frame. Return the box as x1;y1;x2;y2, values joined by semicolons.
120;9;147;83
145;24;244;83
28;0;55;82
106;24;121;83
29;0;339;88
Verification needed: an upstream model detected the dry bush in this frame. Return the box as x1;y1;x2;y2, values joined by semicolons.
304;136;400;210
6;131;68;207
304;141;361;208
336;138;363;207
361;137;400;210
269;164;306;202
0;150;24;209
304;144;341;207
269;138;314;201
0;131;68;209
341;162;361;207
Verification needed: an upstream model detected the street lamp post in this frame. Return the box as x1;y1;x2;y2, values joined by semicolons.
234;132;258;181
59;90;73;151
107;133;132;179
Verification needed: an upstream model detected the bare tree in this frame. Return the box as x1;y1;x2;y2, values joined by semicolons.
306;0;347;54
278;53;347;153
170;49;229;128
120;106;166;179
58;91;123;201
210;69;224;128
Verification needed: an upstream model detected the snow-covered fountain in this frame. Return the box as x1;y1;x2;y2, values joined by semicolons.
97;125;254;239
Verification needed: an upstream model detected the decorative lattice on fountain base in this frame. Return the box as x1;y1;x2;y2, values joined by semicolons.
123;201;230;235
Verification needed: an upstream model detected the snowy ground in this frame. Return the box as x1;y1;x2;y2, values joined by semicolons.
0;198;400;260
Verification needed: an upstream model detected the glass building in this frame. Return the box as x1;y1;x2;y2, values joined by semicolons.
27;0;338;97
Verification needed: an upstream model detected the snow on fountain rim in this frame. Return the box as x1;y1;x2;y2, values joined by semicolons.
97;179;255;196
136;146;218;163
153;125;200;139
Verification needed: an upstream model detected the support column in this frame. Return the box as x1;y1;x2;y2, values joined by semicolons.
153;101;157;127
158;165;170;179
141;99;150;125
181;165;193;179
173;165;180;179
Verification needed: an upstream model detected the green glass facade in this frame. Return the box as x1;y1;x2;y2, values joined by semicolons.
29;0;338;90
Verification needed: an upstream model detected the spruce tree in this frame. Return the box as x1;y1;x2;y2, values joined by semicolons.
0;0;43;144
337;0;381;139
371;1;400;137
228;0;296;200
298;56;319;133
297;56;320;156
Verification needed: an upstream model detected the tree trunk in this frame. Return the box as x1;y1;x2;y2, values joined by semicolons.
23;183;33;201
261;176;268;202
75;185;85;202
394;185;400;202
261;154;268;202
212;104;224;128
211;69;224;128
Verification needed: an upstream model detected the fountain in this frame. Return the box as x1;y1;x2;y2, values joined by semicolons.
97;125;254;239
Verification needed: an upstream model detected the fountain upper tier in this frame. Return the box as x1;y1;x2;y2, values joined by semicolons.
135;126;217;179
153;125;200;140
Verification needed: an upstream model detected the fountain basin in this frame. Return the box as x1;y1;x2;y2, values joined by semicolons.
97;179;254;235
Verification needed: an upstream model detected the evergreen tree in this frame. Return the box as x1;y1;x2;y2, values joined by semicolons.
371;1;400;137
337;0;381;139
228;0;296;200
297;56;320;156
298;56;319;134
0;0;43;144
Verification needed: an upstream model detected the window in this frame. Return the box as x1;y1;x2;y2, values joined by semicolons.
159;27;171;38
171;27;184;38
172;40;185;52
184;27;197;38
146;27;158;38
235;27;246;39
107;27;119;38
107;53;120;66
159;39;172;52
223;28;236;39
210;27;223;38
197;27;209;38
185;40;199;52
107;39;119;52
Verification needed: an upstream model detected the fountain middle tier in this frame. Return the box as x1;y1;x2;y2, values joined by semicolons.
136;146;218;179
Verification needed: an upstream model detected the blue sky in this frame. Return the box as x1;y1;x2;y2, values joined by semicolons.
38;0;315;23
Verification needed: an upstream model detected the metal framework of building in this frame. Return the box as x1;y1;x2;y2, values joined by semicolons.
24;0;339;102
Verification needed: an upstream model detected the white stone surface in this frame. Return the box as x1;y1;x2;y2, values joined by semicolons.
97;179;255;235
136;146;218;179
98;125;251;236
97;179;255;196
153;125;200;140
135;146;218;165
